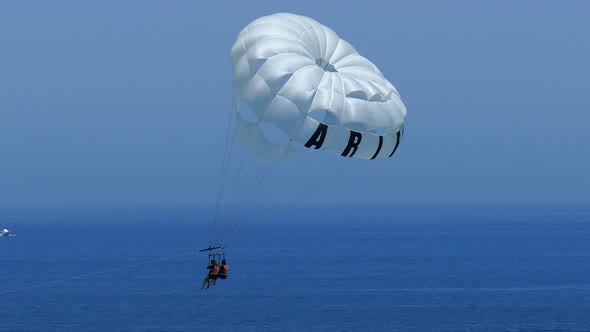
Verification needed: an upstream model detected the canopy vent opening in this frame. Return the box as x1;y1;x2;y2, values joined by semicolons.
316;58;337;72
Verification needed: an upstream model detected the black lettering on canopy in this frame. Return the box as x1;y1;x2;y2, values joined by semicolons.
388;131;401;157
304;123;328;149
341;131;362;157
370;136;384;160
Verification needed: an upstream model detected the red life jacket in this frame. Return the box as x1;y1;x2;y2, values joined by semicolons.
219;265;229;277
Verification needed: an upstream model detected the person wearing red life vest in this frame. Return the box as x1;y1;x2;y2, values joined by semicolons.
211;259;229;286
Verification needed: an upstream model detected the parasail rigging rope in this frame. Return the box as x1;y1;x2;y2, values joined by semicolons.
211;99;237;244
0;251;195;295
221;153;272;246
210;99;273;247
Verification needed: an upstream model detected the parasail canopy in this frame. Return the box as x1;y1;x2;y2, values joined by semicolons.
230;12;407;162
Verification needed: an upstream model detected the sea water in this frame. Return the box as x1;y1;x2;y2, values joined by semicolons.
1;206;589;331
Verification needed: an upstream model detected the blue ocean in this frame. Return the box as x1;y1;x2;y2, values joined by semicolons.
1;206;589;331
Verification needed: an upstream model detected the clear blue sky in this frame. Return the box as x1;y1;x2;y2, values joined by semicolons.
0;1;588;208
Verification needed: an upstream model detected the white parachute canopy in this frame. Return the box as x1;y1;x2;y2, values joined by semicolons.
230;12;407;162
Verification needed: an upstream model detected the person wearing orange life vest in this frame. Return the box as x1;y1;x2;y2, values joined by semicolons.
211;259;229;286
201;259;219;289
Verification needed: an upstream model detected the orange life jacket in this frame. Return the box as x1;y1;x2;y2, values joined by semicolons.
219;265;229;276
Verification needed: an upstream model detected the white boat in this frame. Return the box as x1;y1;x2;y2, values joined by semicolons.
0;229;10;236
